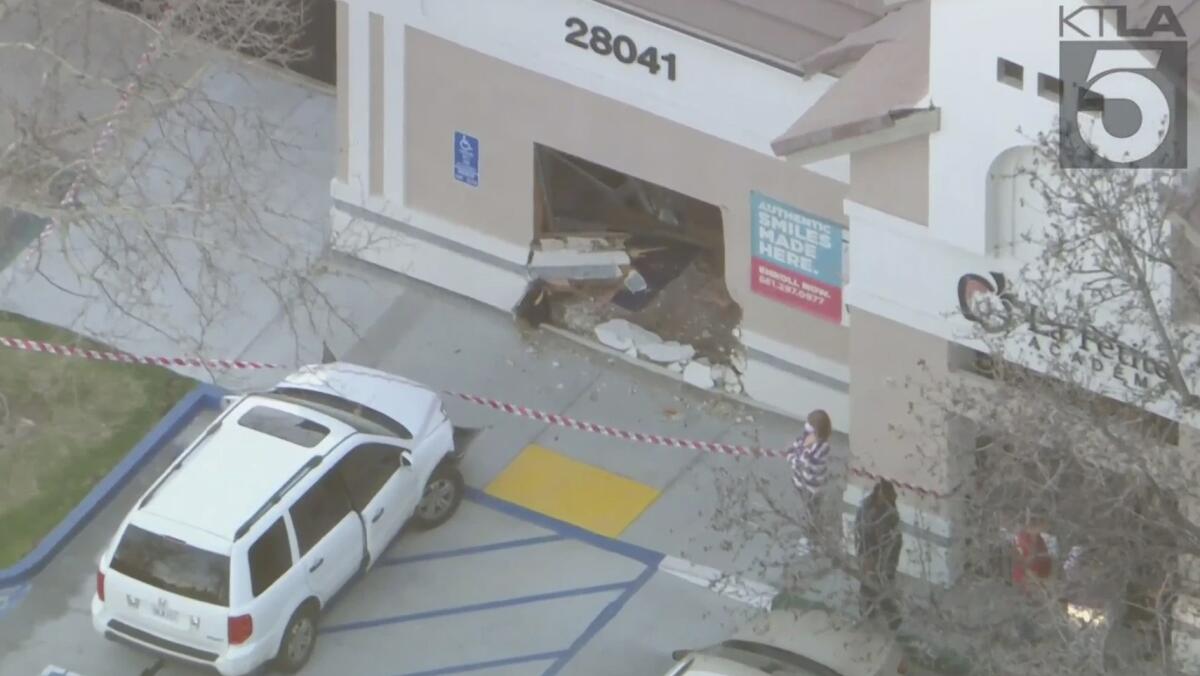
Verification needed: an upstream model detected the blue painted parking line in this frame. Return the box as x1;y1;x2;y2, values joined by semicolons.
543;563;658;676
461;489;666;676
321;580;632;635
464;488;664;568
395;650;568;676
320;488;666;674
379;534;565;567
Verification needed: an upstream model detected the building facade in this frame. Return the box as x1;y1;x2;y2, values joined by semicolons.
333;0;1200;667
329;0;893;433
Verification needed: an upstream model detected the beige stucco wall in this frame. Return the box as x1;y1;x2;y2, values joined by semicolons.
849;309;962;511
403;28;849;363
848;136;929;226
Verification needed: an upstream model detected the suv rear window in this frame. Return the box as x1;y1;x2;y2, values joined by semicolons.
237;405;330;448
110;525;230;606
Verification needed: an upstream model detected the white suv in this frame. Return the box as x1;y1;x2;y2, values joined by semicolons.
91;363;468;675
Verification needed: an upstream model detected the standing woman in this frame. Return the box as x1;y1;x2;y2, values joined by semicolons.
787;410;834;540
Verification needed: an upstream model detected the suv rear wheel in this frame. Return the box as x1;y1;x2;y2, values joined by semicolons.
411;463;464;530
276;603;318;673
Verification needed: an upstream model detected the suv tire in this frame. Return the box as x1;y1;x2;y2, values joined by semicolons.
275;603;318;673
411;462;464;530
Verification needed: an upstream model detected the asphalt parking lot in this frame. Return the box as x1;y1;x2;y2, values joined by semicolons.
0;403;750;676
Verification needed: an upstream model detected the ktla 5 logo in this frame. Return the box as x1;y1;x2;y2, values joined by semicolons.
957;272;1021;333
1059;4;1188;169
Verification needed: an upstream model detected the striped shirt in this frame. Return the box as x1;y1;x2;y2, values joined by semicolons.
787;435;831;495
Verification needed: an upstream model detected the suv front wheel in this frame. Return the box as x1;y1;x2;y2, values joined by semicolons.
275;603;318;673
411;463;464;530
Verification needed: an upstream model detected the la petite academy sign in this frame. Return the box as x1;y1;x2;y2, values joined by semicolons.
957;272;1170;389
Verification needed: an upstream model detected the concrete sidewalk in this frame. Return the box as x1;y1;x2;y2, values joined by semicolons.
0;59;403;395
0;42;843;599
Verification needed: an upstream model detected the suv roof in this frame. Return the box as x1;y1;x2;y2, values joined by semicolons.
137;396;356;541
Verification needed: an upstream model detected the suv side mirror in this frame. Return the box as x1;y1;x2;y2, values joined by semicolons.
399;450;413;467
221;395;240;410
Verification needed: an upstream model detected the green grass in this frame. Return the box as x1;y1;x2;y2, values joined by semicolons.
0;311;194;568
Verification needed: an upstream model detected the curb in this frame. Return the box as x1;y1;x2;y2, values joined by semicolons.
658;555;778;609
0;383;225;587
539;324;807;424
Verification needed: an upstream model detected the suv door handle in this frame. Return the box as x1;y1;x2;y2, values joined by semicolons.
309;558;325;572
371;508;384;523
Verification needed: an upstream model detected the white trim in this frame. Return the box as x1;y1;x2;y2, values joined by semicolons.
843;286;950;346
529;249;631;269
780;109;941;166
841;483;953;539
331;179;530;266
330;204;529;311
843;199;935;242
740;353;850;433
658;555;777;609
348;0;846;181
739;328;849;385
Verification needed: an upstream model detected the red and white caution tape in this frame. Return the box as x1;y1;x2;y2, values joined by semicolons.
448;392;784;459
26;3;178;262
0;336;287;370
0;334;956;498
448;391;959;498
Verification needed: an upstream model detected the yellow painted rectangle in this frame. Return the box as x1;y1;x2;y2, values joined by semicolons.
485;445;660;538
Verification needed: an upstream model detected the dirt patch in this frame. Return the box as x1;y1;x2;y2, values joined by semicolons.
0;312;194;567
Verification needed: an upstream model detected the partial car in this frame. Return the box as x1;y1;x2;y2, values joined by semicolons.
91;362;468;675
666;608;908;676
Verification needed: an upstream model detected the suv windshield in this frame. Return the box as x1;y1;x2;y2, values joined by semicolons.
110;525;230;606
268;387;412;439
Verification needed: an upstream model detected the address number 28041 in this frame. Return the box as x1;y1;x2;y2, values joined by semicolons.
564;17;677;81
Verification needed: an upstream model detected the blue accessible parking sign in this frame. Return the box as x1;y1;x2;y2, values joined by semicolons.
454;131;479;187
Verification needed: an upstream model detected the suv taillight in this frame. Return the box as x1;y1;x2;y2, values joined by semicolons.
96;570;106;602
228;614;253;645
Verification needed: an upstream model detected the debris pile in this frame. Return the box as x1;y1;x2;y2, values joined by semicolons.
592;319;747;393
519;144;746;389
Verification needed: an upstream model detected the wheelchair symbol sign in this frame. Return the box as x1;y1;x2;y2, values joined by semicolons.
454;132;479;187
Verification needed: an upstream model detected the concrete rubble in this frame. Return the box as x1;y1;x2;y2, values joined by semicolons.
593;318;694;363
683;361;715;389
639;340;695;364
592;318;746;394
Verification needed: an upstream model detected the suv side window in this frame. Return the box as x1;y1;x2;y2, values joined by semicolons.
248;518;292;596
289;471;354;556
337;443;403;511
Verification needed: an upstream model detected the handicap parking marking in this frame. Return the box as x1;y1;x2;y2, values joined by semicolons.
377;534;565;567
465;488;663;567
322;581;633;635
307;487;665;676
484;444;661;538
